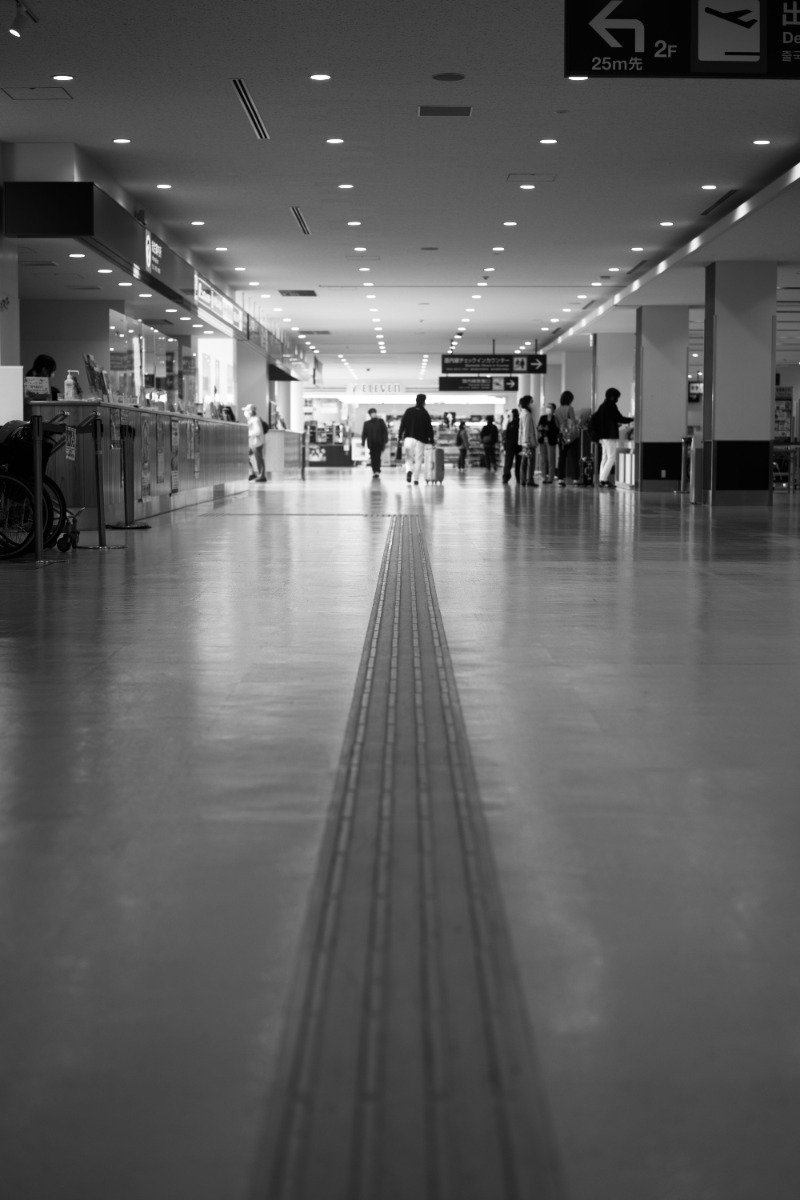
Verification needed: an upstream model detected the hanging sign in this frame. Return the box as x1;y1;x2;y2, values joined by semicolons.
441;354;546;374
438;376;520;392
565;1;800;79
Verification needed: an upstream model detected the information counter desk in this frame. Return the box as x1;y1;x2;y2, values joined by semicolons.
26;401;249;528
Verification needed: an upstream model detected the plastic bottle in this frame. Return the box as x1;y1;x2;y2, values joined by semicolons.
64;372;76;399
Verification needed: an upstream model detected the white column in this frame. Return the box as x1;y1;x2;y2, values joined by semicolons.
289;380;305;433
562;351;592;414
635;307;689;491
703;261;776;505
593;333;636;411
543;355;563;408
274;380;291;427
0;238;21;367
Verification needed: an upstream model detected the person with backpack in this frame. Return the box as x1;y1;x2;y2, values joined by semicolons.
554;390;580;487
589;387;634;489
398;393;435;484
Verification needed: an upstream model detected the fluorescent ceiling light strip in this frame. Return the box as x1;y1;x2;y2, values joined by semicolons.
547;156;800;349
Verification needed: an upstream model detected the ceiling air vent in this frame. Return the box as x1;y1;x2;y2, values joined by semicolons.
2;87;72;100
291;207;311;235
418;105;472;117
299;331;330;335
279;289;317;297
231;78;270;140
701;188;737;217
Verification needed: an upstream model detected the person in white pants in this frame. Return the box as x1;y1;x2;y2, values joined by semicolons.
403;436;426;483
398;394;435;485
592;387;633;488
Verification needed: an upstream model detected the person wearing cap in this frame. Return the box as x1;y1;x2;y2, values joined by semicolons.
243;404;266;482
361;406;389;478
398;393;434;485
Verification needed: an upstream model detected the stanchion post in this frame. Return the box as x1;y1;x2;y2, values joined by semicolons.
92;412;108;547
31;414;45;561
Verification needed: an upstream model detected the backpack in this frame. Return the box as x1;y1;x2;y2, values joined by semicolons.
587;412;601;442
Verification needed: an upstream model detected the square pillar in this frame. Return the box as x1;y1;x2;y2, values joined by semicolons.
703;262;776;505
593;333;636;410
635;307;689;491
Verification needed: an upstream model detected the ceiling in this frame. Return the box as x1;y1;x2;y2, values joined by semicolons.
4;0;800;386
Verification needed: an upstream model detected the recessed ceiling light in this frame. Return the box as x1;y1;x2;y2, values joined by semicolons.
753;139;770;145
568;76;588;81
118;282;132;287
609;267;620;272
362;281;371;286
562;307;572;312
540;138;557;144
291;326;299;331
354;246;367;252
98;269;112;274
631;246;644;251
503;221;517;226
215;247;228;252
260;293;271;298
282;318;291;322
471;294;481;299
359;267;370;272
203;330;213;335
541;326;549;331
156;183;172;189
180;317;191;321
577;294;587;299
69;253;85;258
191;323;203;328
274;307;283;311
310;74;331;81
347;221;361;226
483;267;495;272
520;184;536;190
492;246;504;252
550;317;559;321
326;138;344;144
477;282;488;287
591;281;603;286
338;183;354;189
138;292;152;298
112;137;130;144
660;221;674;226
165;309;178;313
53;74;74;81
466;308;475;312
701;184;717;190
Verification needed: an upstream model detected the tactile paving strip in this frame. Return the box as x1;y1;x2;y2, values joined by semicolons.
258;515;564;1200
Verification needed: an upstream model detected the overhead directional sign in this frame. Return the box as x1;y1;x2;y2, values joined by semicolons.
441;354;547;374
565;1;800;79
438;376;519;392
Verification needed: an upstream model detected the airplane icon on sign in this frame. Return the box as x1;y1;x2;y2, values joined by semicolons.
704;7;757;28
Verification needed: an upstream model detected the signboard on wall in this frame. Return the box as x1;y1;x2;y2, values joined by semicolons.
438;376;519;391
565;0;800;79
441;354;546;374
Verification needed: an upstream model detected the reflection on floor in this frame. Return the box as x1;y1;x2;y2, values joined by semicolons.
2;466;800;1200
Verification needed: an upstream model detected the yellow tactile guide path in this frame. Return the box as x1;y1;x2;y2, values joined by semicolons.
258;515;564;1200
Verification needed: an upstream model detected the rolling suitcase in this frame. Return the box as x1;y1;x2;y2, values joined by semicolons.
425;445;445;484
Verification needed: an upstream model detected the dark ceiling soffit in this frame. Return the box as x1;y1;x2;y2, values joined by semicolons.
268;364;297;381
418;105;472;116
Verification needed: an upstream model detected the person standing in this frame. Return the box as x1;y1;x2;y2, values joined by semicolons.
398;393;434;485
554;390;580;487
26;354;60;402
361;407;388;478
502;408;521;484
456;420;470;471
592;387;634;488
536;402;559;483
243;404;266;482
518;395;538;487
480;414;499;471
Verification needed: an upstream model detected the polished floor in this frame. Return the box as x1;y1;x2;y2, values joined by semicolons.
2;466;800;1200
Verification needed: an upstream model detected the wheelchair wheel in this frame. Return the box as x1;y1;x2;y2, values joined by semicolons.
0;474;36;559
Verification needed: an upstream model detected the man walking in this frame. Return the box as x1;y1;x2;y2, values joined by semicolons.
361;407;389;478
398;393;435;485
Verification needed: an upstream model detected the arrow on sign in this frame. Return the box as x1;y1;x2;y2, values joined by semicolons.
589;1;645;52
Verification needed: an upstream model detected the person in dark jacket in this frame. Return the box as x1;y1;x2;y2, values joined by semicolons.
398;393;434;484
536;403;560;483
592;387;634;488
480;414;499;471
456;420;470;471
361;407;389;477
502;409;520;484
